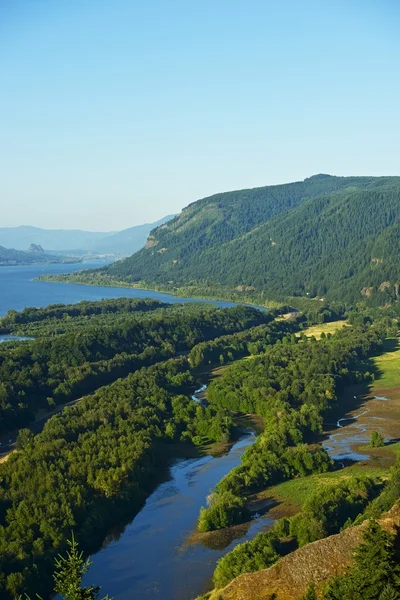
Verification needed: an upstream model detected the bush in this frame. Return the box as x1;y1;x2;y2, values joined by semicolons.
370;431;385;448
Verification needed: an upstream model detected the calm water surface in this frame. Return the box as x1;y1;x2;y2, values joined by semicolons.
0;261;260;316
0;334;34;343
84;434;273;600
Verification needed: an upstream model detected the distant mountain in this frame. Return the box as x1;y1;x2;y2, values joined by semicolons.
95;174;400;305
0;245;81;266
0;215;175;255
0;226;108;252
89;215;176;255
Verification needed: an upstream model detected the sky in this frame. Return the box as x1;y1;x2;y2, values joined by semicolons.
0;1;399;232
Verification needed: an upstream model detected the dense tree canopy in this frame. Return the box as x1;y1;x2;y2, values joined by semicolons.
0;302;270;431
52;175;400;306
197;323;387;531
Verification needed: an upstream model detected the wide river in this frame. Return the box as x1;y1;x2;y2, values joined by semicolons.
0;260;257;316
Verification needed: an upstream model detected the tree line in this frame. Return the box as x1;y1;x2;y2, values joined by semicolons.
0;357;233;599
0;303;269;431
197;323;387;532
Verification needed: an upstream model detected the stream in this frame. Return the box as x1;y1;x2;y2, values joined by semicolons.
84;432;273;599
85;390;390;599
322;395;388;462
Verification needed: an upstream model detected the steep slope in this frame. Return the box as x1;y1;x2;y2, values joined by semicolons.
204;502;400;600
99;175;400;304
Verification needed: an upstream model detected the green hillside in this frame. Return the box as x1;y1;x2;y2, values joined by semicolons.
75;175;400;304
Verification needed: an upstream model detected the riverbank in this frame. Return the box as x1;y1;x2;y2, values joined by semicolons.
82;430;261;600
237;337;400;525
36;272;279;310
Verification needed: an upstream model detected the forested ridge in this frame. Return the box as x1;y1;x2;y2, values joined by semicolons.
0;300;270;431
48;174;400;306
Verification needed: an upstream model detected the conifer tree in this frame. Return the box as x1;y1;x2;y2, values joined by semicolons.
379;584;400;600
53;535;111;600
324;521;400;600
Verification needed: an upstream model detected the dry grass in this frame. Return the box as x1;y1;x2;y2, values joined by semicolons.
205;502;400;600
299;320;348;339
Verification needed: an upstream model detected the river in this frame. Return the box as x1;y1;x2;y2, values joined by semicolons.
0;334;34;343
81;388;270;600
83;432;273;600
1;263;374;599
84;388;391;600
0;261;263;316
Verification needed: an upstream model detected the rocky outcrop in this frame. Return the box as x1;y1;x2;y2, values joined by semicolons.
28;243;44;254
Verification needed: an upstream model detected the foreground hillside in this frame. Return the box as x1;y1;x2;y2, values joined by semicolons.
204;502;400;600
86;174;400;305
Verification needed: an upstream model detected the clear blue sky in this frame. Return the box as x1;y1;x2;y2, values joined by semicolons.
1;0;399;231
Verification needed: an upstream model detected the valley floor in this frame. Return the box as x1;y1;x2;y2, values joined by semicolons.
201;336;400;599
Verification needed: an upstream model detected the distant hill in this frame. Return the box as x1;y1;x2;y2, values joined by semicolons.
0;226;108;253
94;174;400;305
0;215;175;255
27;243;44;254
0;245;81;266
89;215;176;254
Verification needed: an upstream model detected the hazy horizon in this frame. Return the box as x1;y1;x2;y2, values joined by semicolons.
1;1;399;230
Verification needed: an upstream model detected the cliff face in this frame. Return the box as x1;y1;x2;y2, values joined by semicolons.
205;503;400;600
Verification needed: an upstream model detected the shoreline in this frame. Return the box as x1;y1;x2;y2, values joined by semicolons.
34;273;282;311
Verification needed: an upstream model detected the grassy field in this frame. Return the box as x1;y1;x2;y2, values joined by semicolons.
299;320;348;339
254;465;390;516
372;338;400;390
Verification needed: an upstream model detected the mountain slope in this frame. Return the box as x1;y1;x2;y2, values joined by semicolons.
0;215;175;255
204;502;400;600
98;175;400;304
89;214;175;254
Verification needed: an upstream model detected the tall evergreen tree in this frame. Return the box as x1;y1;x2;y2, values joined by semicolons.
53;535;111;600
324;521;400;600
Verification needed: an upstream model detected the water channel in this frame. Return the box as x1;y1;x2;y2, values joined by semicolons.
85;388;390;599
